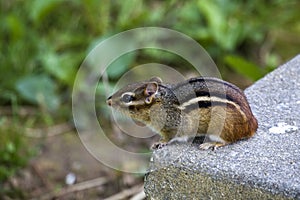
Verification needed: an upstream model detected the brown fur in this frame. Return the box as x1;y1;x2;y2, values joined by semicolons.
107;77;258;149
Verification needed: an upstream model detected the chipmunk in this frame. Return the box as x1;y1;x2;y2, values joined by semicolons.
106;77;258;150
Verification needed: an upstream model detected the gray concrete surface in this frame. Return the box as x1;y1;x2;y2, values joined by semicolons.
144;55;300;199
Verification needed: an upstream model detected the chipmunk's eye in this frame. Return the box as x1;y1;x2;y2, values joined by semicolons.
121;93;135;103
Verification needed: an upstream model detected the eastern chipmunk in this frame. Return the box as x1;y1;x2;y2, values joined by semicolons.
106;77;258;150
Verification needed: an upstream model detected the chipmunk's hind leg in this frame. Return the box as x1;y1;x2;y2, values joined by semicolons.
199;142;227;150
199;134;228;150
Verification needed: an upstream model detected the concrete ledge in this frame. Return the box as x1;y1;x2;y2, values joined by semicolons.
144;55;300;199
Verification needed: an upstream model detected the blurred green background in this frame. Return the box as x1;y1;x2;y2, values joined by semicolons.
1;0;300;198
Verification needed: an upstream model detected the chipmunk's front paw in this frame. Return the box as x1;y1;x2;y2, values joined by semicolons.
151;142;168;150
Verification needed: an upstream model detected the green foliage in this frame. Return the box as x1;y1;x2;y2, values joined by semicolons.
16;74;60;110
1;0;300;106
198;0;243;51
0;119;33;182
30;0;64;25
106;52;137;79
224;55;264;80
0;0;300;187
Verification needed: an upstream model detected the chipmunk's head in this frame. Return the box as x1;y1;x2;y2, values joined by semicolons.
106;77;163;123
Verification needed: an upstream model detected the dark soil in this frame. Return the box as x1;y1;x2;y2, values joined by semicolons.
3;131;145;199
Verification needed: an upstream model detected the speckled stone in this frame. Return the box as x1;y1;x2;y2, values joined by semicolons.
144;55;300;199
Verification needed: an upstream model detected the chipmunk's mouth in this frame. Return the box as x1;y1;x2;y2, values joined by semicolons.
106;96;112;106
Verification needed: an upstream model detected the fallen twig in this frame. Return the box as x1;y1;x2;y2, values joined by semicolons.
103;184;144;200
0;106;37;116
34;177;108;200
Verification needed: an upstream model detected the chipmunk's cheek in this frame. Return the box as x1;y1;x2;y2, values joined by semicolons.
128;105;135;110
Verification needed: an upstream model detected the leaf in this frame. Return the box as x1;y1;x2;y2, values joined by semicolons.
41;51;78;85
224;55;264;80
116;0;144;28
197;0;244;50
15;75;60;110
198;0;226;45
4;15;24;42
30;0;63;25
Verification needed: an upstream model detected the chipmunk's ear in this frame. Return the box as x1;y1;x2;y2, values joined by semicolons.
144;82;158;96
149;77;162;84
144;82;159;104
144;77;161;97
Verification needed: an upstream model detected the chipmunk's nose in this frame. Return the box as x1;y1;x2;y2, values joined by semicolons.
106;96;112;106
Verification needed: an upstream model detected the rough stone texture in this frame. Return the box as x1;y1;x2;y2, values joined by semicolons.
144;55;300;199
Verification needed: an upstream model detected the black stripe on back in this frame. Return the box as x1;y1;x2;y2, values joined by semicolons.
187;77;243;94
173;77;242;106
